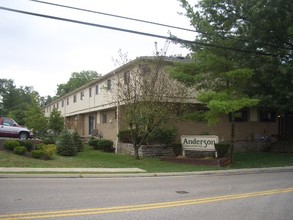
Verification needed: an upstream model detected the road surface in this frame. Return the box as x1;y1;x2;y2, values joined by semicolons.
0;171;292;219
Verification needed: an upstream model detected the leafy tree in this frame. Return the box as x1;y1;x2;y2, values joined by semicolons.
0;79;41;125
56;70;101;97
114;56;189;159
0;79;15;115
25;103;47;136
171;51;259;161
178;0;293;113
48;108;64;135
172;0;293;158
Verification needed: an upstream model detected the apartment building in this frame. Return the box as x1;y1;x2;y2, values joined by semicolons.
44;56;278;149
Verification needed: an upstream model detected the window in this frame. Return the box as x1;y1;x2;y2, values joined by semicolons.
3;117;14;126
61;100;64;107
80;91;84;100
89;87;92;97
67;98;69;105
107;79;112;90
229;109;248;122
56;103;59;109
73;95;77;103
95;84;100;94
124;71;130;84
101;113;107;124
259;110;277;122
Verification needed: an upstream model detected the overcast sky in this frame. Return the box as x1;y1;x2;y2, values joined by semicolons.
0;0;196;97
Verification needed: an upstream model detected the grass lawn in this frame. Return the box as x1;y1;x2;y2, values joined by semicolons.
1;145;293;173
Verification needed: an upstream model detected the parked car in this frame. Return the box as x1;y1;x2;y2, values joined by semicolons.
0;116;33;139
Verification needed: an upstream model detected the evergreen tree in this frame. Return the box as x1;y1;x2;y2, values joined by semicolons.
56;129;77;156
72;130;84;152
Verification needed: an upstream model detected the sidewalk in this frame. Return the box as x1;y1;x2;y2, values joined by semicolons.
0;166;292;178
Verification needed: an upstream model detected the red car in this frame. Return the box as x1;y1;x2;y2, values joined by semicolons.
0;116;33;140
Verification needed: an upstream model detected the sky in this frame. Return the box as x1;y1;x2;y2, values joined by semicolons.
0;0;196;97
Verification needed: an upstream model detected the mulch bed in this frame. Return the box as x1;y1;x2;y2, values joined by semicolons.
161;156;231;167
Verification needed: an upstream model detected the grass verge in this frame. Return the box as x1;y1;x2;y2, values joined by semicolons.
1;145;293;173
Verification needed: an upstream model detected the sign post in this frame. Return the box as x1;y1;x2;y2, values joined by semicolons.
181;135;219;156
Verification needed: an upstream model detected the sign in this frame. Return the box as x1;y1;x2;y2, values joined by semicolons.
181;135;219;155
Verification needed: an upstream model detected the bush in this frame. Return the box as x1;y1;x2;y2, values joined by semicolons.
117;130;132;143
41;144;57;160
88;138;99;148
215;143;230;158
148;128;177;145
32;150;45;159
3;140;20;151
35;143;45;150
99;140;115;152
13;146;27;155
171;143;182;156
18;140;34;151
56;129;77;156
118;128;177;145
90;139;115;152
72;131;84;152
43;136;56;145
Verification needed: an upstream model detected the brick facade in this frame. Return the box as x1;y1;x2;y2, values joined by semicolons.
43;57;279;156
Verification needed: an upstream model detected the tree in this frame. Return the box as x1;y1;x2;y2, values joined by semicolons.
0;79;42;125
56;70;101;97
48;108;64;135
56;129;77;156
0;79;15;115
25;103;47;136
72;130;84;152
114;56;189;159
171;50;259;162
171;0;293;158
178;0;293;113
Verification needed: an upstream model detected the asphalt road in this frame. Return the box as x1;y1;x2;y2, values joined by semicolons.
0;171;293;220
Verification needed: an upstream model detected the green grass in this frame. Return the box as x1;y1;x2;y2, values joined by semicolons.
0;145;293;173
232;152;293;169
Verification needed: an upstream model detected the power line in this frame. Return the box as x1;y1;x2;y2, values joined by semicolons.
0;6;277;57
29;0;196;33
28;0;249;44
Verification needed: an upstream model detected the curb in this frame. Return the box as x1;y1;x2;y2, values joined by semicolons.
0;166;292;178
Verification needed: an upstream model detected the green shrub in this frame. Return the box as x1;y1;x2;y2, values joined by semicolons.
215;143;230;158
56;129;77;156
41;144;57;160
88;138;101;150
171;143;182;156
118;128;177;145
91;139;114;152
3;140;20;151
88;137;96;146
148;128;177;145
43;136;56;145
72;131;84;152
99;140;115;152
117;130;132;143
13;146;27;155
32;150;45;159
35;143;45;150
18;140;34;151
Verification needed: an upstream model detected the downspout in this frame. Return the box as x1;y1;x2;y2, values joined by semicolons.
115;100;119;154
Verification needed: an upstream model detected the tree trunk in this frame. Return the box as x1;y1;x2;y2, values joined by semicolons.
134;145;140;160
230;112;236;164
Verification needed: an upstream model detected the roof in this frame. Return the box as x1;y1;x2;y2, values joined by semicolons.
46;56;191;105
